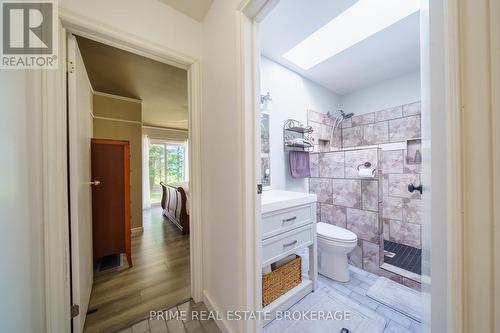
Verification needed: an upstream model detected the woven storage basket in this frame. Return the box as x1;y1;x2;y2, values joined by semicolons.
262;255;302;307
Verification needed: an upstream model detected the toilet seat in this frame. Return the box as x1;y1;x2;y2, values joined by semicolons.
317;222;357;244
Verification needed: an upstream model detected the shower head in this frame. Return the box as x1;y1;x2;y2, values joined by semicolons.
326;109;354;149
327;110;354;119
340;110;354;119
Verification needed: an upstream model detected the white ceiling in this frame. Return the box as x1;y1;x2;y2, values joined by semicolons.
158;0;213;22
260;0;420;95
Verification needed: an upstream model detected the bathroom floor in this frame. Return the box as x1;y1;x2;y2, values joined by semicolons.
118;266;422;333
264;265;423;333
116;300;221;333
384;240;422;275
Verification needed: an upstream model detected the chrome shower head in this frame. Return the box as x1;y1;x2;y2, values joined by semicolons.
340;110;354;119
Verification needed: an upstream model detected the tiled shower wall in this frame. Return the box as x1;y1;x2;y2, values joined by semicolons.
307;102;422;287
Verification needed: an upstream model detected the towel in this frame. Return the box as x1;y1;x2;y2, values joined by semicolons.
289;150;311;178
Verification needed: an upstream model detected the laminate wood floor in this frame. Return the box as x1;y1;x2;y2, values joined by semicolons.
84;207;190;333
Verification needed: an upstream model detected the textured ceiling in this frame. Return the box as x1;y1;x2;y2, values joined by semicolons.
76;36;188;130
260;0;420;95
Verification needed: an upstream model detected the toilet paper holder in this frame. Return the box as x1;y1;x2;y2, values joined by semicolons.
357;162;372;170
357;162;376;176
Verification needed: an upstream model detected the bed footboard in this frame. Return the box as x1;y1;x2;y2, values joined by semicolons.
160;182;189;234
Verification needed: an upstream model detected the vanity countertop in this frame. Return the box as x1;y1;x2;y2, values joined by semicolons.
261;190;317;214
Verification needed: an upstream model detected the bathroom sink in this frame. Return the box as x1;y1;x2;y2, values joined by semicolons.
261;190;317;213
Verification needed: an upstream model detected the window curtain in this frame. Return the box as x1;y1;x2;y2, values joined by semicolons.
142;135;151;210
184;139;189;181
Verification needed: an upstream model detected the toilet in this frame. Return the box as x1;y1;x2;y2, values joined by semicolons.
317;222;358;282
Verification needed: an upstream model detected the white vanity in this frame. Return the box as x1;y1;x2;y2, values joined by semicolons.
261;190;318;323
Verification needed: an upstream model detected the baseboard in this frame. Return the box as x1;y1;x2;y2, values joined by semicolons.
203;291;236;333
131;227;144;236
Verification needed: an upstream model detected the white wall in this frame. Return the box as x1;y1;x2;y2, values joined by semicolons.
339;71;421;115
0;72;45;332
260;57;340;192
201;1;244;332
60;0;203;58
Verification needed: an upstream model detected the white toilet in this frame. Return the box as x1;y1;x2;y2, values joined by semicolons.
317;222;358;282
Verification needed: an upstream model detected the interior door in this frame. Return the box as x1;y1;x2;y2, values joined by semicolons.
91;139;132;267
67;33;93;333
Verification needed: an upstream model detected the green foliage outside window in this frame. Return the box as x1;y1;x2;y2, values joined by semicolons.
149;143;185;203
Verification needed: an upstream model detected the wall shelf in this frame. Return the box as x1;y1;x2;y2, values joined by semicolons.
283;119;314;151
406;138;422;165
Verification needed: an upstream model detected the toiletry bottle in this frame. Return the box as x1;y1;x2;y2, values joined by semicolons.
414;149;422;163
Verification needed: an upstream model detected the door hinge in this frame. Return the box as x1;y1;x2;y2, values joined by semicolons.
67;60;75;73
257;184;263;194
71;304;80;318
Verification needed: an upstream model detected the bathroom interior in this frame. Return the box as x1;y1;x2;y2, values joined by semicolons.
258;1;425;332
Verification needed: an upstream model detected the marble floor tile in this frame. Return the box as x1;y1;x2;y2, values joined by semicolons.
148;320;167;333
386;320;413;333
166;319;186;333
184;320;204;333
132;320;149;333
376;305;413;328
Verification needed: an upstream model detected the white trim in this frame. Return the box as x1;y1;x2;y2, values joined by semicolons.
490;0;500;329
150;139;186;146
42;13;204;331
93;116;190;131
42;22;72;333
237;1;278;332
59;9;195;70
203;291;235;333
93;115;142;125
93;90;143;104
142;125;188;132
187;60;203;302
443;0;463;331
131;227;144;236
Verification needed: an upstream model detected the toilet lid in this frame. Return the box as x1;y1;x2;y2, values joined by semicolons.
317;222;357;242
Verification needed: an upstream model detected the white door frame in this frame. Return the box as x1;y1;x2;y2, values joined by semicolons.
237;0;463;332
42;8;203;332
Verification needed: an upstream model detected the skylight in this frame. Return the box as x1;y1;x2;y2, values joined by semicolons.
282;0;420;70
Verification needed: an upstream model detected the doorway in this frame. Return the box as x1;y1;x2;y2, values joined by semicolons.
66;30;199;333
238;0;447;332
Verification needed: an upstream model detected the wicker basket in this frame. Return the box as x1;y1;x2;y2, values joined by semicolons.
262;255;302;307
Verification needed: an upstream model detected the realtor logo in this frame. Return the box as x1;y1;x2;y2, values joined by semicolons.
1;0;58;69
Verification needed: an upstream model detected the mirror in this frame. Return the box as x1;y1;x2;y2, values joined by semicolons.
260;112;271;188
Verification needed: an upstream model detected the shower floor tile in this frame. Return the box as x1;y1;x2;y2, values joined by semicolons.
383;240;421;275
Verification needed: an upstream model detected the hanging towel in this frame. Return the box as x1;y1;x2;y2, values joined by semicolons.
289;150;311;178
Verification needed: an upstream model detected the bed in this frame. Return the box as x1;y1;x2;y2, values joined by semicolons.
160;181;190;234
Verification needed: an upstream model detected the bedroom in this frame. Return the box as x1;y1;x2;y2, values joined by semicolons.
68;35;193;333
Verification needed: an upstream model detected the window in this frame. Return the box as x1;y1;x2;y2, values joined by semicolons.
149;141;187;204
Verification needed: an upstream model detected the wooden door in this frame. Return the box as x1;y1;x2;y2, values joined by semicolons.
91;139;132;267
